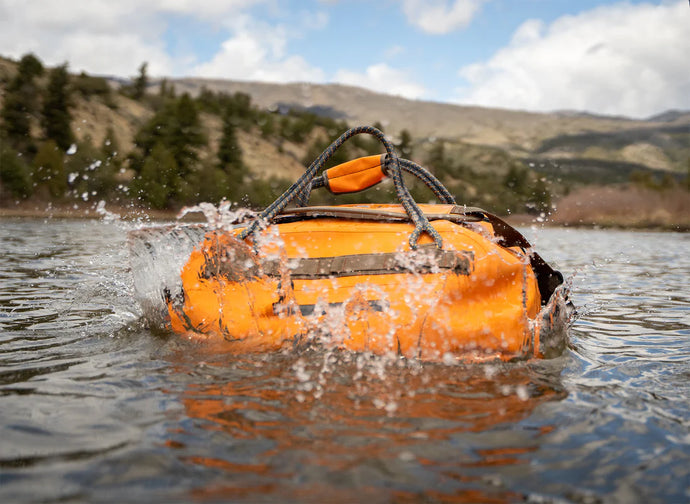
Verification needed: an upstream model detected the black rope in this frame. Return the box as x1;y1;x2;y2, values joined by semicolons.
239;126;443;249
309;157;455;205
393;158;456;205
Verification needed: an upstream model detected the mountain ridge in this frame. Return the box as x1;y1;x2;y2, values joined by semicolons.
146;77;689;144
127;76;689;173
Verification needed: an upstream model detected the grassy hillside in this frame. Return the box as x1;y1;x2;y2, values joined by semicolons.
162;77;690;172
1;54;689;226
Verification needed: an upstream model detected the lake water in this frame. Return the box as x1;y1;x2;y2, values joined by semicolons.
1;217;688;503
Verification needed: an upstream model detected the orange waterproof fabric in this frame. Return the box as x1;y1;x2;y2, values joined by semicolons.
167;205;543;362
324;154;386;193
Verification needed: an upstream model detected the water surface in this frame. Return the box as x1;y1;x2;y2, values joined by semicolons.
1;218;688;503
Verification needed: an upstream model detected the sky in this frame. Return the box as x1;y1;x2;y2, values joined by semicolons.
0;0;688;119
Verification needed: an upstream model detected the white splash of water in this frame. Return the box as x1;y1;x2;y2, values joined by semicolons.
178;201;256;231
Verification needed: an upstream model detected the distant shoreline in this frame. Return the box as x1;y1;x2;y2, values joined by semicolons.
0;202;202;222
1;201;687;232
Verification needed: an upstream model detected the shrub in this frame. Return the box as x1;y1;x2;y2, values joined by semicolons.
130;143;180;209
33;140;67;198
0;141;33;198
73;72;111;98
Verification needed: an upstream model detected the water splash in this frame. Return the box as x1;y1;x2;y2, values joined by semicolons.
128;202;571;362
128;223;208;329
178;201;256;230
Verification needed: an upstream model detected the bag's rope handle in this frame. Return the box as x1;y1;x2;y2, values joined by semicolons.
238;126;443;249
309;156;456;205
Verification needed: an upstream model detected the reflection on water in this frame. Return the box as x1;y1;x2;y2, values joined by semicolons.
163;349;565;502
1;219;689;503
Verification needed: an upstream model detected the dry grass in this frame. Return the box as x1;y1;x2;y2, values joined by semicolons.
550;186;690;230
169;77;690;153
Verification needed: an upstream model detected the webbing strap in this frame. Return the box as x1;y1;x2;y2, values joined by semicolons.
210;248;473;281
451;206;564;304
261;249;473;279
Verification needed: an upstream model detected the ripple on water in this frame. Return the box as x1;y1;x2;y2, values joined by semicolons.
1;220;689;503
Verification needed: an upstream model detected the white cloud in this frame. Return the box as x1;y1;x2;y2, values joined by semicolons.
191;15;326;83
0;0;330;83
0;0;267;77
400;0;486;34
149;0;261;19
454;1;690;118
384;45;406;59
333;63;426;99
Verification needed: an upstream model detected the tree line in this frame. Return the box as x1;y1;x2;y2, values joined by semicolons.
1;54;403;209
2;52;630;215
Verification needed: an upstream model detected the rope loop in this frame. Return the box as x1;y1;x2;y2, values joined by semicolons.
238;126;444;249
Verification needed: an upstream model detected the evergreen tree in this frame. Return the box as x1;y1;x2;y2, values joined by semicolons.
42;64;74;151
259;113;276;138
528;176;552;214
64;136;118;199
216;111;248;202
101;126;119;160
426;140;453;179
228;92;252;120
218;119;242;168
132;62;148;101
73;71;111;99
131;143;180;209
1;53;44;153
134;93;206;176
33;140;67;198
503;163;528;194
196;163;231;204
0;138;34;198
396;129;413;158
16;53;44;78
168;93;206;171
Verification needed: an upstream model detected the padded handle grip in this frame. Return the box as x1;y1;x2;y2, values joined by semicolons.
324;154;386;194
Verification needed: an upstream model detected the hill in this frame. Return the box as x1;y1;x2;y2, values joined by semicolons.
160;77;690;172
1;53;689;227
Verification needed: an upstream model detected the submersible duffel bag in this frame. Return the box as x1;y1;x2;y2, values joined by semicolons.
163;126;568;362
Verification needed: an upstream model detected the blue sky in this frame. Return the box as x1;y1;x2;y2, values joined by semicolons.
1;0;688;118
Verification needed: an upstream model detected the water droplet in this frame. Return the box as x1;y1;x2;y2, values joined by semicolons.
516;385;530;401
66;144;77;155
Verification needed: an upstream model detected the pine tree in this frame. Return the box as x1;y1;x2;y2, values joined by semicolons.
169;93;206;172
217;111;248;202
1;53;44;153
503;163;528;194
196;163;231;204
134;93;206;176
132;62;148;101
41;64;74;151
218;113;244;172
528;176;552;214
396;129;413;158
131;143;180;209
426;140;453;179
0;139;34;198
33;140;67;198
